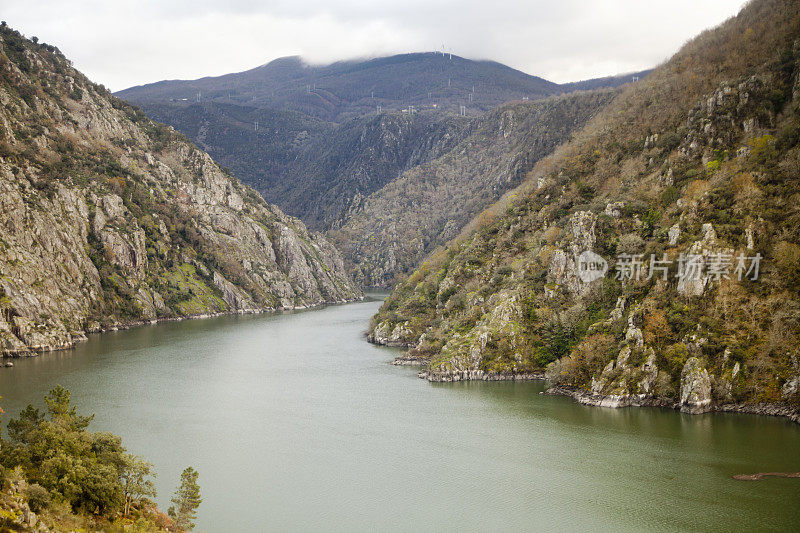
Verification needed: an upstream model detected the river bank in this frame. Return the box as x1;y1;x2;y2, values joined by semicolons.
390;358;800;424
546;385;800;424
1;295;364;359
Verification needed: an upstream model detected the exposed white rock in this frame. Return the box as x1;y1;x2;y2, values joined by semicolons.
604;202;624;218
680;357;712;413
609;296;626;321
783;376;800;398
668;223;681;246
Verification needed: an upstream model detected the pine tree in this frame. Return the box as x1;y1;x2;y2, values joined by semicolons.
168;466;202;531
121;455;157;518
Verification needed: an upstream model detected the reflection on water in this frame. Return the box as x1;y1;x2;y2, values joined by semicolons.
1;297;798;532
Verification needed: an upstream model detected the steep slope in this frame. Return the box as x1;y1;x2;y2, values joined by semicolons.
117;53;562;120
369;0;800;417
137;102;472;230
330;90;617;287
278;112;473;229
140;100;336;198
0;25;361;356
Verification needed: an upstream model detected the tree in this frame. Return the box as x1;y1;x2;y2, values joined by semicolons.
0;387;127;516
121;455;157;519
44;385;93;430
168;467;202;531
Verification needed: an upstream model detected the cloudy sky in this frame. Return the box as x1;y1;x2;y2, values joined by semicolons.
3;0;749;91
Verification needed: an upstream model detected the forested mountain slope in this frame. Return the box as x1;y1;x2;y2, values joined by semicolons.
369;0;800;417
0;25;360;356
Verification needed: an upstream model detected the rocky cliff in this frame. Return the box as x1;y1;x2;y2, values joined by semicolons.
0;25;361;356
369;0;800;418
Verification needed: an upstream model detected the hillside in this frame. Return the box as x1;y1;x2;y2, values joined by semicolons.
277;111;473;229
0;24;361;356
140;100;335;198
368;0;800;418
560;69;654;93
330;90;617;287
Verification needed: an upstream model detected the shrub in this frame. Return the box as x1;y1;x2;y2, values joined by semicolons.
24;483;51;512
660;186;679;206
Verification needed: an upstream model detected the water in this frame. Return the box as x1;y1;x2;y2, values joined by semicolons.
0;296;798;532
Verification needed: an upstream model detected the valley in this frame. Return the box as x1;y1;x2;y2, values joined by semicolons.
0;1;799;530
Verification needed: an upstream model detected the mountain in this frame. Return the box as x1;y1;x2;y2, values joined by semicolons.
368;0;800;418
141;103;474;230
0;24;361;356
117;53;564;120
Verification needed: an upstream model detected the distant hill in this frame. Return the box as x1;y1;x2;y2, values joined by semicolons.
118;53;650;120
560;69;653;93
118;53;565;120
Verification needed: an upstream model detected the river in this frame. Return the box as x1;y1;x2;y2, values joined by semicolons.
0;295;798;532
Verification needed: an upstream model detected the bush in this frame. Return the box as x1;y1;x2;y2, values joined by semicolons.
660;186;679;206
24;483;51;512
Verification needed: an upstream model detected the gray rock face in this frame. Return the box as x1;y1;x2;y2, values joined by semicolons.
546;211;602;297
604;202;624;217
680;357;713;413
783;376;800;398
0;33;361;357
676;223;734;297
368;320;415;347
332;91;617;287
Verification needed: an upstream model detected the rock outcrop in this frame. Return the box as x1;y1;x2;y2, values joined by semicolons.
679;357;713;413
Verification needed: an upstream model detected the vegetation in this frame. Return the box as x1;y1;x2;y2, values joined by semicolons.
168;467;202;531
0;388;202;531
371;0;800;409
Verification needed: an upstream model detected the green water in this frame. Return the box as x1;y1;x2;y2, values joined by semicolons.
0;296;798;532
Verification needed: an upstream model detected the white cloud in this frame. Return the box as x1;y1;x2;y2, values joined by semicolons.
1;0;749;91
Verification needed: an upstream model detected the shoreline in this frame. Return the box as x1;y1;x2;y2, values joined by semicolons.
388;363;800;424
546;385;800;424
1;295;364;360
